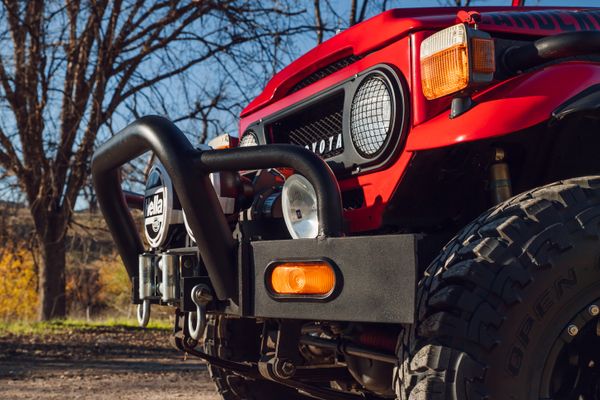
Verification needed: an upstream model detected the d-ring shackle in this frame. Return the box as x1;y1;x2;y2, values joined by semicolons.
188;284;213;340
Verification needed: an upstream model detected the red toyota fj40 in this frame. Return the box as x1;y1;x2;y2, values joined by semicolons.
92;1;600;398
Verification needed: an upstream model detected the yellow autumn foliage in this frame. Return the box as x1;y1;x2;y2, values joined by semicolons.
64;251;132;316
0;250;38;321
97;256;131;307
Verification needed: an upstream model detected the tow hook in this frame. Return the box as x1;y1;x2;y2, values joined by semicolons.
188;284;213;340
137;253;154;328
137;299;151;328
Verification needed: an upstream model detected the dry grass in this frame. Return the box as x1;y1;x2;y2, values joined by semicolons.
0;318;171;336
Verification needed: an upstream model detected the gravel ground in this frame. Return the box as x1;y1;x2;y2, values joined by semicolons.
0;325;220;400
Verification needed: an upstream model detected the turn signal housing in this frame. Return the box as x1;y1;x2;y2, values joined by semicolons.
208;133;238;149
421;24;495;100
269;261;336;296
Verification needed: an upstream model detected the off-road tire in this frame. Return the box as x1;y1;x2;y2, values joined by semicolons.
397;176;600;399
203;316;309;400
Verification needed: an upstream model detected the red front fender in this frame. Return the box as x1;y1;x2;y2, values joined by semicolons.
406;62;600;151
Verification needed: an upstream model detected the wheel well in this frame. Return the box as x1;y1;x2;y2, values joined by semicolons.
385;113;600;267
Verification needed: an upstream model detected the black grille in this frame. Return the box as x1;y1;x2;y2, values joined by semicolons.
289;55;362;94
268;94;344;159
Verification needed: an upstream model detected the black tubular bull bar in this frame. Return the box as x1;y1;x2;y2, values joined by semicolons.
90;115;344;301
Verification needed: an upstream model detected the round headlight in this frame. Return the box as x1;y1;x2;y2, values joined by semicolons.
282;174;319;239
239;130;258;147
350;75;393;158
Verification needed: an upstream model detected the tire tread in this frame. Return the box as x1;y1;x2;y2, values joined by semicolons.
398;176;600;400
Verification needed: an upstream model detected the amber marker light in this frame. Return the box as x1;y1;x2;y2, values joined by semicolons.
207;133;238;149
269;261;336;296
421;23;495;100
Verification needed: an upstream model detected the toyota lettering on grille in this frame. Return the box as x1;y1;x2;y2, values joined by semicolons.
303;133;343;157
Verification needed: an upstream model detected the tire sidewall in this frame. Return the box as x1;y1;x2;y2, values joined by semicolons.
485;239;600;398
401;178;600;400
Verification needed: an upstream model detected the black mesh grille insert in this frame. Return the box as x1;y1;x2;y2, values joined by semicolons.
289;55;362;94
268;93;344;159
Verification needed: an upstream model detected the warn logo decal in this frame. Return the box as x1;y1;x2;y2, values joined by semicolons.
304;133;343;156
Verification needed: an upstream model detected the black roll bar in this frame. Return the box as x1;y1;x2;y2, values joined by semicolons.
91;115;343;302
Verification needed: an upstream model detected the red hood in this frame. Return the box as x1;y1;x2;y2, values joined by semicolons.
241;6;598;118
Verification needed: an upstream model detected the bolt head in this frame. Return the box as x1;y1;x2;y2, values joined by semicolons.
273;359;296;379
568;324;579;337
280;361;296;377
192;286;213;303
589;305;600;316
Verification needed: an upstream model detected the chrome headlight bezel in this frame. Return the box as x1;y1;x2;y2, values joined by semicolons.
350;73;394;159
238;64;408;176
239;130;259;147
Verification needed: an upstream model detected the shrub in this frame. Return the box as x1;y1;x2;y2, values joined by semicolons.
66;252;132;318
0;250;38;321
97;255;132;314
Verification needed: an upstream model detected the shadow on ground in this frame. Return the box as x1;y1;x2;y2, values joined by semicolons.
0;325;219;400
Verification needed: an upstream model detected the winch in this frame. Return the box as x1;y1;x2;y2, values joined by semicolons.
136;250;213;341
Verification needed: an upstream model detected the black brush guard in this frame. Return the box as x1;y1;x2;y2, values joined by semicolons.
91;115;417;324
91;115;343;301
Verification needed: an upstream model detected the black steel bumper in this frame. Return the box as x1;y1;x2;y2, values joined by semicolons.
91;116;416;324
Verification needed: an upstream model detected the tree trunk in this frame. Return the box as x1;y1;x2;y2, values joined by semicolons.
37;225;67;321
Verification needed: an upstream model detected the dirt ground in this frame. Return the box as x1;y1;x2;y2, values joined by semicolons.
0;325;220;400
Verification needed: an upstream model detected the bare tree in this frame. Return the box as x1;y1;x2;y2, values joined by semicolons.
314;0;325;44
311;0;404;45
349;0;370;26
0;0;307;320
437;0;473;5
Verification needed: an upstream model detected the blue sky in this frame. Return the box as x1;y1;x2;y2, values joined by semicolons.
99;0;600;145
224;0;600;140
3;0;600;207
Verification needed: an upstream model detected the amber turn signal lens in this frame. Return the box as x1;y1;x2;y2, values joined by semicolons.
270;262;335;295
420;23;495;100
421;42;470;100
471;37;495;74
208;133;236;149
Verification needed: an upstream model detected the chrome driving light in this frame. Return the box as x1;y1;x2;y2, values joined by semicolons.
350;74;393;158
282;174;319;239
